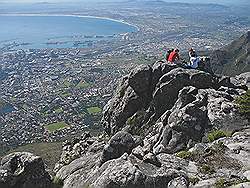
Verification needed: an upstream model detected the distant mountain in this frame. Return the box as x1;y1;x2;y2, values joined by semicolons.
211;31;250;76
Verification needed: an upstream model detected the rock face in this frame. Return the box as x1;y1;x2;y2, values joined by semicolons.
100;131;136;165
0;152;51;188
53;62;249;188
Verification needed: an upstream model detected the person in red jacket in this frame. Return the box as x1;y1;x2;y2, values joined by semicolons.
168;49;180;63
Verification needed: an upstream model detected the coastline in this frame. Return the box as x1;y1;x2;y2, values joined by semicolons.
0;13;140;32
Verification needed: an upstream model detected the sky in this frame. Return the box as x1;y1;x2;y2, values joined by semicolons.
0;0;249;5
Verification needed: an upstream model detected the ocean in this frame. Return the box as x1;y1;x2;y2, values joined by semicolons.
0;15;137;49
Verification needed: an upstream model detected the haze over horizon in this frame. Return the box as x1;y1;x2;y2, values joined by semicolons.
1;0;250;6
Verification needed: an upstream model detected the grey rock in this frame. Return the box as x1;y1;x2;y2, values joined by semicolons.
88;154;188;188
192;178;217;188
56;152;101;188
100;131;135;165
152;86;249;154
229;182;250;188
0;152;51;188
54;132;105;173
128;64;152;98
168;176;189;188
101;83;145;135
143;152;161;167
132;146;145;160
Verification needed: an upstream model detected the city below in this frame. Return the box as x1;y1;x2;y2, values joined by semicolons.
0;0;250;155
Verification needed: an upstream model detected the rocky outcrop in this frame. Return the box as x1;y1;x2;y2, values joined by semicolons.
0;152;51;188
53;62;249;188
102;63;248;138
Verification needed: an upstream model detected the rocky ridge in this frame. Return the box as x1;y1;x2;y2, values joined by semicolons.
0;62;249;188
53;62;249;188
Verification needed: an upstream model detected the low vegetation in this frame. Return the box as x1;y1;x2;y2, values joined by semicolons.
45;121;70;132
189;177;200;185
215;177;250;188
126;110;146;136
200;164;215;174
176;151;194;160
207;129;232;142
52;177;64;188
87;107;102;115
76;81;91;89
0;99;6;108
235;90;250;119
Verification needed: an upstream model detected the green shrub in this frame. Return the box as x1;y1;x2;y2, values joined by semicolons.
200;164;215;174
215;177;250;188
176;151;193;160
235;90;250;118
207;130;232;142
189;177;200;185
215;178;226;188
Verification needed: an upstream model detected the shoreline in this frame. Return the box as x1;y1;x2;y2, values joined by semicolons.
0;13;140;32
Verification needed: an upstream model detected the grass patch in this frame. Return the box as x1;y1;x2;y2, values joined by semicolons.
63;80;73;88
76;81;91;89
207;130;232;142
176;151;193;160
45;121;69;132
87;107;102;115
60;91;71;98
54;108;63;114
235;90;250;118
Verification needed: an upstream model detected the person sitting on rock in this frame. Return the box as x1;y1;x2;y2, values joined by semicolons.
165;48;174;62
189;48;197;58
168;48;180;64
188;48;201;69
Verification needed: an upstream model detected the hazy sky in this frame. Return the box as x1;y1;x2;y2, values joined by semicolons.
1;0;249;5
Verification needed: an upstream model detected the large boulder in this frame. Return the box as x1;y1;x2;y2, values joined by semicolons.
86;153;188;188
100;131;136;165
128;64;152;98
101;77;146;135
0;152;51;188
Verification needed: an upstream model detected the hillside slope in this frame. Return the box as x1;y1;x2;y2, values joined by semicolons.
211;31;250;76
